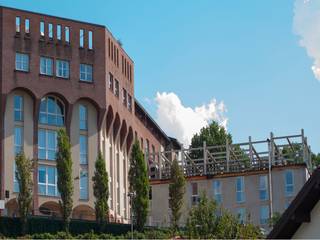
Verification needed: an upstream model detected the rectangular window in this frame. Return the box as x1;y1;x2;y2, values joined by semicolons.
48;23;53;39
40;57;53;76
213;180;222;204
88;31;93;49
285;170;294;196
116;49;119;67
80;29;84;48
15;53;29;72
16;17;20;33
56;60;69;78
109;73;114;91
80;135;88;164
259;175;269;201
40;21;45;36
57;25;61;40
114;79;119;97
122;88;127;106
38;129;57;160
13;162;19;192
14;126;23;155
260;205;269;225
129;65;132;82
127;94;132;112
236;176;245;203
80;170;88;200
14;95;23;122
237;208;246;224
80;64;93;82
65;26;70;43
25;19;30;34
79;105;87;130
191;182;199;205
38;165;58;196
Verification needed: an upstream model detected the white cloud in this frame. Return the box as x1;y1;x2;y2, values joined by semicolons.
155;92;228;147
293;0;320;80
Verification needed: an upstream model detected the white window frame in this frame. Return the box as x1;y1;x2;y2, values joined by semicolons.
65;26;70;43
14;126;23;155
237;207;246;224
48;23;53;39
57;25;62;40
40;57;53;76
25;19;30;34
15;53;29;72
79;135;88;165
38;165;58;196
88;31;93;49
259;175;269;201
236;176;245;203
79;104;88;130
40;21;45;36
38;129;57;161
16;16;20;33
260;205;270;225
56;59;69;78
80;64;93;82
191;182;199;205
285;170;294;197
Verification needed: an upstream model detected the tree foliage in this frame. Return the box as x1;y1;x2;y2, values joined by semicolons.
15;152;33;235
186;192;262;239
56;129;73;232
169;159;186;232
92;152;109;227
128;140;149;231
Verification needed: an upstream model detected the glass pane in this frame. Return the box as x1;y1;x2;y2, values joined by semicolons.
48;115;56;125
16;17;20;32
25;19;30;33
47;97;56;114
286;171;293;185
47;167;55;184
14;95;22;109
38;130;46;148
39;113;47;124
38;149;46;160
88;31;93;49
40;21;45;36
39;185;46;195
48;186;56;196
14;127;22;146
47;150;56;160
65;27;70;42
57;25;61;40
47;131;56;149
38;168;46;183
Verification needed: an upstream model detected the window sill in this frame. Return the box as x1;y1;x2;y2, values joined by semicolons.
39;73;54;78
79;198;89;202
14;69;29;74
38;194;60;199
55;76;70;80
79;80;93;84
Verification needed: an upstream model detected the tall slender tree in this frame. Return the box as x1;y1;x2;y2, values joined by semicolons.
169;158;185;232
56;129;73;232
128;140;149;231
92;151;109;229
15;152;33;235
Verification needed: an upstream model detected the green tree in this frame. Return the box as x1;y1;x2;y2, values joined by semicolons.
269;212;281;227
186;192;217;239
56;129;73;232
312;153;320;167
92;152;109;229
15;152;33;235
128;140;149;231
169;158;186;232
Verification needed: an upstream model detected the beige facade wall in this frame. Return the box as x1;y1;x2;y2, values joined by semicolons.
293;200;320;239
149;166;309;229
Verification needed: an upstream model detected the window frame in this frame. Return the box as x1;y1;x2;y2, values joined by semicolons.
38;165;58;196
14;126;23;156
48;23;53;39
15;16;21;33
109;73;114;91
65;26;70;43
79;104;88;130
14;95;23;122
260;205;270;225
259;175;269;201
213;180;222;204
88;31;93;50
39;96;65;126
40;21;45;37
15;52;29;72
114;79;119;97
236;176;245;203
79;135;88;165
79;64;93;82
25;19;30;34
38;129;58;161
79;29;84;48
237;207;246;224
285;170;294;197
56;59;70;78
57;25;62;40
79;169;89;200
40;56;54;76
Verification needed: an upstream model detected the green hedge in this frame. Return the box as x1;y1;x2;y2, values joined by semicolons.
0;216;130;237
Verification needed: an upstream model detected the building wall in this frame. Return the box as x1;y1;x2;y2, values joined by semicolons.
293;200;320;239
149;165;309;229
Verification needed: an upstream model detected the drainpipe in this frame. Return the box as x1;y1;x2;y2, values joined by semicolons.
268;132;274;220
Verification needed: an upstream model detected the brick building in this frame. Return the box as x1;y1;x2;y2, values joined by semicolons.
0;6;173;222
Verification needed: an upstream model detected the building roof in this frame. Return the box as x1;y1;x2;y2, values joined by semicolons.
267;167;320;239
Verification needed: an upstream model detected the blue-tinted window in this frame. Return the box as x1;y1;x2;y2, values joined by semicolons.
38;165;57;196
38;129;57;160
79;105;87;130
285;170;294;196
57;25;61;40
56;60;69;78
14;127;23;155
15;53;29;71
236;177;245;203
80;170;88;200
14;95;23;121
260;205;269;225
213;180;222;204
259;175;269;201
80;29;84;48
39;96;64;126
237;208;246;224
80;135;88;164
13;162;19;192
40;57;53;76
48;23;53;38
80;64;93;82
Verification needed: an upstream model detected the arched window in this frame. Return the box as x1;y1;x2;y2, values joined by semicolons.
39;96;64;126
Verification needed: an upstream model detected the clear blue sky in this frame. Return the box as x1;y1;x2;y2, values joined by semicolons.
1;0;319;152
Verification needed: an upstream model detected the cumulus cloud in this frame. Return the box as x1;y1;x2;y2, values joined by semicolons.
155;92;228;147
293;0;320;80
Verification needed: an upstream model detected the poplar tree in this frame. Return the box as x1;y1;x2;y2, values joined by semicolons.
15;152;33;235
56;129;73;232
128;140;149;231
169;158;185;232
92;151;109;229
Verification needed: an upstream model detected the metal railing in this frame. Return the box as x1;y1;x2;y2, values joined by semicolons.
147;129;312;180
